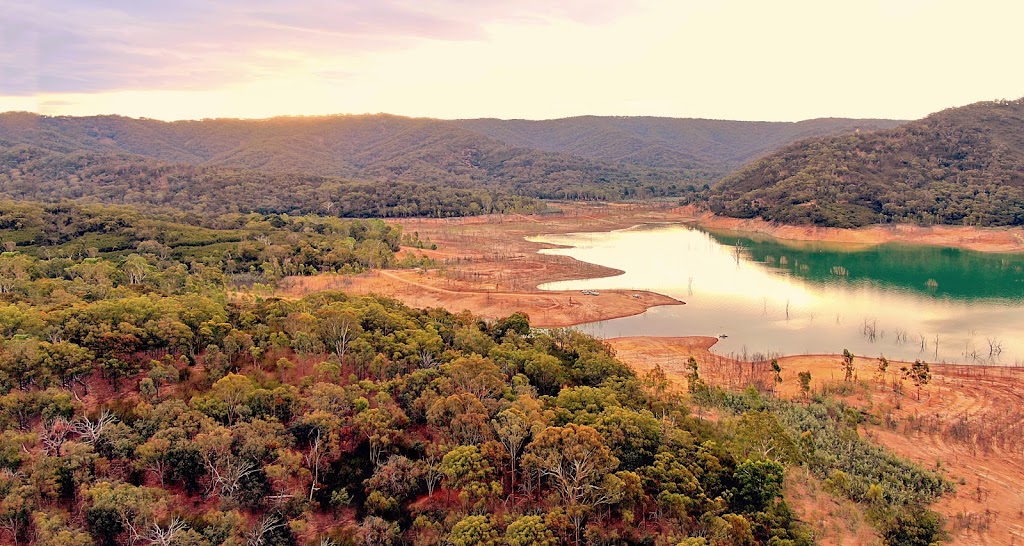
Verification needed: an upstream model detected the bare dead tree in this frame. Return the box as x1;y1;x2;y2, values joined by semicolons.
861;318;878;341
73;410;117;445
419;348;436;369
41;418;73;456
304;429;324;502
203;454;257;499
246;515;284;546
145;517;188;546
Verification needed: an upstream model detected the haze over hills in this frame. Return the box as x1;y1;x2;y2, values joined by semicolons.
707;98;1024;227
0;113;686;216
453;116;903;172
0;112;902;211
0;113;903;176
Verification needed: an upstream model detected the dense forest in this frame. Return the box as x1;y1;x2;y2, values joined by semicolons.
0;112;901;179
0;113;899;210
704;98;1024;227
0;200;408;281
0;200;951;545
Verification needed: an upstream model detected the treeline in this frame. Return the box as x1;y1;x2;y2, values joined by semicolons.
457;116;902;172
0;200;405;286
702;98;1024;227
0;111;914;214
0;113;698;206
0;146;543;219
0;112;902;203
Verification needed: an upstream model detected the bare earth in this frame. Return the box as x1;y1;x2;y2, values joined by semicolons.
609;336;1024;546
281;204;691;326
281;203;1024;543
281;268;679;327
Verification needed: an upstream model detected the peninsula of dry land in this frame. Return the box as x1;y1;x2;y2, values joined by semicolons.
282;202;1024;326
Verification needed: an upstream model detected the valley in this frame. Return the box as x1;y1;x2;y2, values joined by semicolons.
3;97;1024;545
5;2;1023;543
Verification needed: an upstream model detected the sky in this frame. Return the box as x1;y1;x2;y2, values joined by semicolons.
1;0;1022;122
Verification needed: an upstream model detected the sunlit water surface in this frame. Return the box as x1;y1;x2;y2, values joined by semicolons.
531;224;1024;365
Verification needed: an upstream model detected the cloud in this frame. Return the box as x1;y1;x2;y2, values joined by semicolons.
0;0;628;96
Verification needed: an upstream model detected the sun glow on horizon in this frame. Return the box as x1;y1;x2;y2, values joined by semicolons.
2;0;1023;122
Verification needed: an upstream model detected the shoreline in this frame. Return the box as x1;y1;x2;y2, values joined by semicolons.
691;211;1024;253
281;205;698;327
607;334;1024;375
284;202;1024;357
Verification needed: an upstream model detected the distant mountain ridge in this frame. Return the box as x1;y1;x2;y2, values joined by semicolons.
0;111;905;218
0;112;902;181
707;98;1024;227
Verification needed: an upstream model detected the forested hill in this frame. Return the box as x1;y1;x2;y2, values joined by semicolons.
0;112;901;176
454;116;903;172
0;113;900;206
707;98;1024;227
0;219;950;545
0;114;695;205
0;113;618;180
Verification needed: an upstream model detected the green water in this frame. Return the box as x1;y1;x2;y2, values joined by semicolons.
711;230;1024;301
532;224;1024;365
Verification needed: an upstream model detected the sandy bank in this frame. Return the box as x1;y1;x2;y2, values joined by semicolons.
694;212;1024;253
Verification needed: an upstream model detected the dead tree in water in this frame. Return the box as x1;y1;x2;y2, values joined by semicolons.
987;337;1004;357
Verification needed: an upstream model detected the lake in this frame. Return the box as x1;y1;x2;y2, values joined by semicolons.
531;224;1024;365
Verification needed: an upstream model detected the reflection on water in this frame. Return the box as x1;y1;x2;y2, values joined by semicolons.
530;224;1024;365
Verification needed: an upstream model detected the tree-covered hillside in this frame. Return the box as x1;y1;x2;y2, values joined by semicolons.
0;216;814;545
0;227;949;545
705;98;1024;227
0;200;409;281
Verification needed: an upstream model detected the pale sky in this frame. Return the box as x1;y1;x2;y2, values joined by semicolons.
2;0;1022;121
